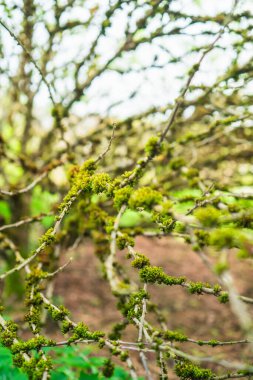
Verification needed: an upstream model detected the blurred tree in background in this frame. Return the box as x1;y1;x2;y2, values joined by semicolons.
0;0;253;379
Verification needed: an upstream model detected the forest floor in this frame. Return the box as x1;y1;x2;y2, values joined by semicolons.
51;236;253;379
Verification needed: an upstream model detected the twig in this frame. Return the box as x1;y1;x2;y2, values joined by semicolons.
45;258;73;278
104;205;128;293
137;284;153;380
0;188;81;280
0;19;56;105
94;124;117;164
0;172;47;197
0;212;53;232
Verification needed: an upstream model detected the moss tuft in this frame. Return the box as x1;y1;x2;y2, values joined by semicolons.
129;187;162;210
175;360;214;379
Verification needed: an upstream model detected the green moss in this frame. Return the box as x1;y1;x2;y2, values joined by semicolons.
67;165;80;183
105;217;115;234
102;359;115;378
39;227;55;246
61;320;74;334
213;284;222;294
145;136;162;156
121;289;148;320
85;204;108;229
57;167;93;215
80;159;97;173
116;233;134;250
113;186;133;209
161;200;174;212
210;228;237;249
218;292;229;303
207;339;219;347
163;330;187;342
194;206;220;227
91;173;111;194
98;338;106;348
227;203;240;213
24;307;42;333
152;212;175;233
139;266;185;286
5;321;18;333
237;247;251;259
21;356;52;380
194;230;210;247
184;168;199;179
45;305;70;321
131;254;150;269
0;329;17;347
26;270;48;287
188;282;204;294
108;321;128;340
12;353;25;368
175;360;214;379
129;187;162;210
169;157;185;170
120;351;129;362
121;168;142;184
11;337;55;354
68;322;104;343
174;221;186;233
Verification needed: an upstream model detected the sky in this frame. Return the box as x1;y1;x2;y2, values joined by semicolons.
1;0;253;124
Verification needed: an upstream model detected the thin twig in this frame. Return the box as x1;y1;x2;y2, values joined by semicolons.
0;19;56;105
95;123;117;164
0;172;47;197
0;212;53;232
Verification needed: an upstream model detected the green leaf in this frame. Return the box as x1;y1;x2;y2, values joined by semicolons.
119;210;151;228
51;372;69;380
79;373;99;380
31;186;59;217
0;200;11;223
54;356;89;368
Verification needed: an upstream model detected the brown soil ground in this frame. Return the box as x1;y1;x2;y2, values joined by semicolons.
50;236;253;379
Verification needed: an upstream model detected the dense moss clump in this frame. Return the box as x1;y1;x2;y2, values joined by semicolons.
188;281;204;294
39;227;55;246
145;136;162;156
218;292;229;303
210;228;238;249
68;322;105;343
113;186;133;209
45;305;70;321
116;233;134;250
129;187;163;210
11;337;55;354
194;230;210;247
152;212;175;233
131;253;150;269
91;173;111;194
0;321;18;347
120;289;149;321
21;357;53;380
194;206;220;227
102;359;115;378
163;330;187;342
175;361;214;379
139;266;185;286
